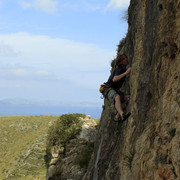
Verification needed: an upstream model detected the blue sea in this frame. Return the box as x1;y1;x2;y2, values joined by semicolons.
0;104;102;119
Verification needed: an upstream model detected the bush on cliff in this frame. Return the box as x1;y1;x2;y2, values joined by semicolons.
110;38;126;73
75;147;93;168
45;113;85;166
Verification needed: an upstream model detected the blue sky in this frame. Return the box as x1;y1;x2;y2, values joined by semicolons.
0;0;130;106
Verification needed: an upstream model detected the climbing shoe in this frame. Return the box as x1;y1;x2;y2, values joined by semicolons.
122;112;131;122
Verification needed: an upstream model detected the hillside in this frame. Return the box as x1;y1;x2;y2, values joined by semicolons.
0;116;58;180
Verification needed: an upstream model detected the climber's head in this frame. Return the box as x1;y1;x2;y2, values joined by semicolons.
116;54;129;68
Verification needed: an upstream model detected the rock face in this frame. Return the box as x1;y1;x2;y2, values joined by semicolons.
46;115;97;180
83;0;180;180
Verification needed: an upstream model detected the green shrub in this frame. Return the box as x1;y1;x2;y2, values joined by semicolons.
117;38;126;55
110;38;126;73
45;114;85;166
121;9;128;23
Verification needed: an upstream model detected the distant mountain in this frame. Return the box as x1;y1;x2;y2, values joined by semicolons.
0;99;102;119
0;98;102;107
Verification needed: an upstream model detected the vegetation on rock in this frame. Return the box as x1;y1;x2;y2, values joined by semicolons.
45;113;85;165
110;38;126;73
76;146;93;168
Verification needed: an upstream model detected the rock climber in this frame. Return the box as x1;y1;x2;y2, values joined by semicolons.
106;54;131;122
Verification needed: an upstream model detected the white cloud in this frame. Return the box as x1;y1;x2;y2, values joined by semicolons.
61;3;78;10
62;2;101;12
80;1;102;11
0;32;114;100
0;32;113;71
14;68;28;76
0;41;19;58
36;70;51;76
0;64;55;81
106;0;130;10
19;0;58;13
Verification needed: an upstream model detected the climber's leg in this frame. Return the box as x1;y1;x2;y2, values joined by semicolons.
114;95;124;118
114;94;131;122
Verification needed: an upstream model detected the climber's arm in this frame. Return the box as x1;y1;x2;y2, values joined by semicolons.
113;67;131;83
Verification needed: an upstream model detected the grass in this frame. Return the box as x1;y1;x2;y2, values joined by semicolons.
0;115;58;180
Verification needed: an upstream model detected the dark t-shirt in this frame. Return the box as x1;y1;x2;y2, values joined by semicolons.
106;67;126;91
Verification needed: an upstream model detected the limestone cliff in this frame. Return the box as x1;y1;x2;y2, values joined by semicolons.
84;0;180;179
